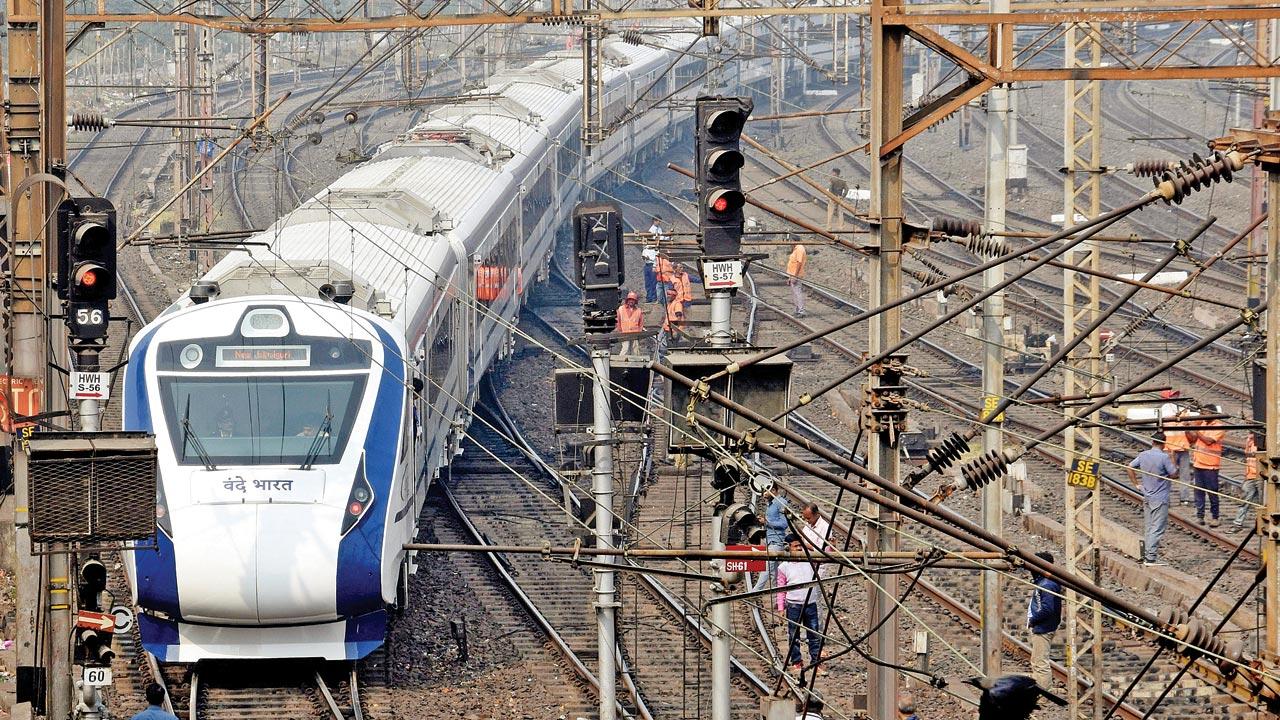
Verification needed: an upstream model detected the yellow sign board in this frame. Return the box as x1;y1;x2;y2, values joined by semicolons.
1067;457;1099;490
981;395;1005;424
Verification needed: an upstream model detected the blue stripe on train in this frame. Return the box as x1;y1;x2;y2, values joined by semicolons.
126;327;182;618
335;324;404;617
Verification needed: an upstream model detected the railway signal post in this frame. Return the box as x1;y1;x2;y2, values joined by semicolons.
694;95;752;350
573;202;625;720
694;95;751;720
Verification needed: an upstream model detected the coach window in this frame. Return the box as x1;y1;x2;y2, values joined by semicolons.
522;164;553;231
428;303;453;407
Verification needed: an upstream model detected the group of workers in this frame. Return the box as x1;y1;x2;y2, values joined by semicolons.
616;216;813;355
615;217;697;356
1127;391;1255;568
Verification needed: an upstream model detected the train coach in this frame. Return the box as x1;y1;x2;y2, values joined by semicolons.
121;23;786;662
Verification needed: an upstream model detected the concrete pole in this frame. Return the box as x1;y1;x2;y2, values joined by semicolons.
980;7;1009;679
709;513;731;720
590;348;617;720
868;0;903;715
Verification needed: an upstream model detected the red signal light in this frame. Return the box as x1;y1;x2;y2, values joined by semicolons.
713;196;730;212
80;269;99;287
348;501;364;515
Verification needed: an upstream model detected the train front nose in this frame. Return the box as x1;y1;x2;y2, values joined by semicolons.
175;503;344;623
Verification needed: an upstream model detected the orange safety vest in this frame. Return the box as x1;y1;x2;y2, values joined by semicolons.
476;266;508;302
787;245;807;278
673;272;693;303
656;256;675;283
1163;425;1190;453
1191;421;1226;470
616;303;645;333
662;298;684;332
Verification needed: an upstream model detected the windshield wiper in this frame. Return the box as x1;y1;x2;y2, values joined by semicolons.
298;401;334;471
181;394;218;471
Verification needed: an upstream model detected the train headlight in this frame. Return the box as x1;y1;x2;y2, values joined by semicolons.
180;343;203;369
341;456;375;536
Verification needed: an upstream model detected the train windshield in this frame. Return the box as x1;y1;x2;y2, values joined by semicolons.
158;374;368;466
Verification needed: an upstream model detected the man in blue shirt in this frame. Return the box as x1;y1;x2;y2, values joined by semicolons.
1127;432;1178;566
755;489;789;593
1026;551;1062;691
131;683;180;720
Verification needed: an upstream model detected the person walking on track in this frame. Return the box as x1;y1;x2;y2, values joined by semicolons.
1026;551;1062;691
615;291;645;356
1127;432;1177;565
826;168;849;230
787;242;808;317
777;533;826;676
1186;407;1227;527
1233;431;1262;531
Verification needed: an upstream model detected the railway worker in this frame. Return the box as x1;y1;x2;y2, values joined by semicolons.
1160;390;1194;505
1232;432;1262;532
656;288;685;358
615;291;645;356
777;533;827;676
655;252;676;305
800;503;834;576
1186;407;1227;527
672;263;694;313
756;488;790;593
1026;550;1062;691
641;244;659;303
826;168;850;230
642;219;661;303
787;241;808;317
131;683;180;720
1126;432;1177;566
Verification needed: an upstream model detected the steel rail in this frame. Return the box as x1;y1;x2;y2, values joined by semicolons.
437;477;643;720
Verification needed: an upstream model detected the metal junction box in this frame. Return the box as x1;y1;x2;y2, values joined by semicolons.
23;431;158;544
665;350;792;453
553;358;652;429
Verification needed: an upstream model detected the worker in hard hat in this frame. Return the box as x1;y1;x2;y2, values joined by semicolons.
616;291;645;356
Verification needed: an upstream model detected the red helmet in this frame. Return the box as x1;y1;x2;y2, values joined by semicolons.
625;291;638;301
1159;389;1181;399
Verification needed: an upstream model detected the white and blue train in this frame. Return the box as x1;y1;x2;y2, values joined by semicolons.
122;25;784;662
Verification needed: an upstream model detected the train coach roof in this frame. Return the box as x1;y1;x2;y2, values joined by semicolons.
322;155;500;224
233;219;450;316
